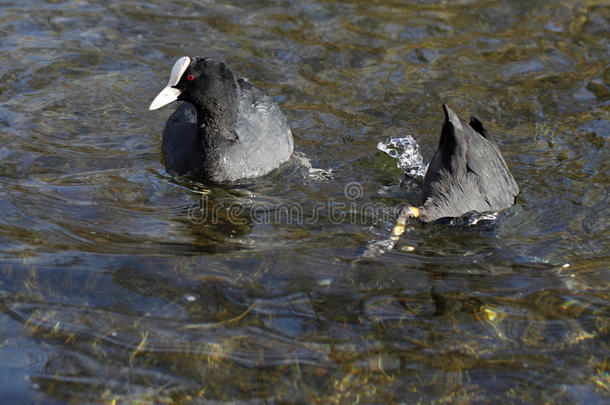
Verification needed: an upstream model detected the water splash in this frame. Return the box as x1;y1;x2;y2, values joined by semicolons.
293;152;333;181
450;212;499;226
377;135;426;178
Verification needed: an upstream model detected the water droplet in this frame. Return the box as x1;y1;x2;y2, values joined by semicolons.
377;135;425;177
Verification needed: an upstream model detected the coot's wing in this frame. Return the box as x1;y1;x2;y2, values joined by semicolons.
421;105;467;205
419;105;518;222
420;105;486;220
464;117;519;211
231;78;293;173
468;116;493;141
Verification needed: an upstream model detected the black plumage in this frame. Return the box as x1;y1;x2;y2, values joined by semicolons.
417;104;519;222
149;57;293;182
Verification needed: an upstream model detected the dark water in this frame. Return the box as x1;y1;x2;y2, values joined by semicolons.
1;0;608;403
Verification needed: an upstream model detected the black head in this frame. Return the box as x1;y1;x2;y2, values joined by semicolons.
175;58;238;106
149;56;238;112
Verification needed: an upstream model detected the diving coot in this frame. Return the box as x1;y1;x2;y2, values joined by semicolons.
393;105;518;235
149;56;294;182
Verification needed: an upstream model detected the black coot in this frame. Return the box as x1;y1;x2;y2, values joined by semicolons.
149;57;294;182
394;105;518;234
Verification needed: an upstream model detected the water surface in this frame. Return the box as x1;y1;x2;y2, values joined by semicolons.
0;0;608;403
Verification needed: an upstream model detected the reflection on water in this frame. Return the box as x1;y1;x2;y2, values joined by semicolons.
0;0;608;403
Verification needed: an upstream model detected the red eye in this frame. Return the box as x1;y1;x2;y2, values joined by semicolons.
186;74;195;81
